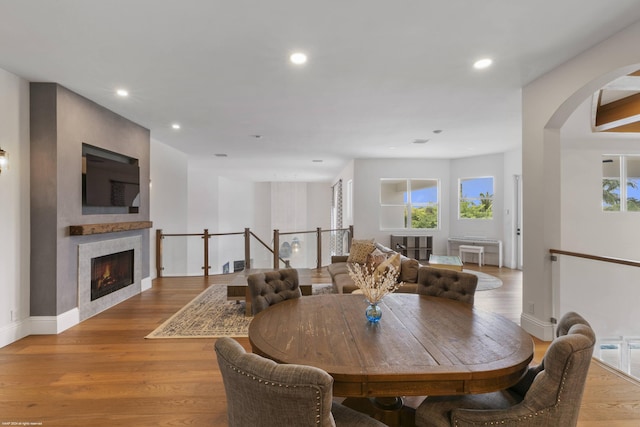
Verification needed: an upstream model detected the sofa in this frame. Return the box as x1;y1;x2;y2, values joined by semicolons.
327;240;421;294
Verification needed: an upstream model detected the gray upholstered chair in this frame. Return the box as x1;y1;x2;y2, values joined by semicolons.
416;266;478;305
215;337;386;427
415;312;596;427
247;268;302;315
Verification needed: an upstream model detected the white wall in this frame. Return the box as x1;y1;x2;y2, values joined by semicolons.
173;170;333;273
350;156;514;261
556;99;640;338
353;158;452;252
217;177;256;272
0;68;30;347
522;19;640;339
187;166;220;275
150;139;188;279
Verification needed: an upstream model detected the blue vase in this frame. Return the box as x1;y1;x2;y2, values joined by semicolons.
365;302;382;323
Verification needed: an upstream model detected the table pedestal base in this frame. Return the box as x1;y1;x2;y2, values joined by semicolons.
341;397;415;427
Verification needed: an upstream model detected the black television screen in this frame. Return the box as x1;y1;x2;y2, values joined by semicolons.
82;145;140;214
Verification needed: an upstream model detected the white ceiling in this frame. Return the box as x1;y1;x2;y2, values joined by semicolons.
2;1;640;181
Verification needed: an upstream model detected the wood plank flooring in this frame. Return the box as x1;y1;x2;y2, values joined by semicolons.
0;265;638;426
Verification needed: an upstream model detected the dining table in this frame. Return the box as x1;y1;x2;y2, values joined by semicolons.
248;293;534;426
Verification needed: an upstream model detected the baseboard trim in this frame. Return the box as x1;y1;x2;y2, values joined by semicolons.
520;313;555;341
0;319;30;349
30;308;80;335
141;276;152;292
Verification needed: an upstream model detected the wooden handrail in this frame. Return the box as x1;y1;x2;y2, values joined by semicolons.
161;231;244;237
550;249;640;268
278;227;349;236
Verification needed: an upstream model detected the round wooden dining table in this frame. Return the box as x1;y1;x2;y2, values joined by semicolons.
248;293;534;426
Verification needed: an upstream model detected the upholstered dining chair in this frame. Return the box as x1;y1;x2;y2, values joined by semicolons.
215;337;386;427
247;268;301;315
416;266;478;305
414;312;596;427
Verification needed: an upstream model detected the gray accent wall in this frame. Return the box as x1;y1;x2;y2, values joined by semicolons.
30;83;150;317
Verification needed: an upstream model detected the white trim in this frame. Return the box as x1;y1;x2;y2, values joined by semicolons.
0;319;30;349
141;276;152;291
30;308;80;335
521;312;555;341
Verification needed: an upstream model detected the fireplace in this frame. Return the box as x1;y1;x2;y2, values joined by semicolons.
91;250;134;301
78;236;142;321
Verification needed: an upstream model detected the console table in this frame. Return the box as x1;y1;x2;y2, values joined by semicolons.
448;236;502;267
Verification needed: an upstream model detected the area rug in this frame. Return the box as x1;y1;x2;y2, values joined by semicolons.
145;283;334;339
463;269;503;291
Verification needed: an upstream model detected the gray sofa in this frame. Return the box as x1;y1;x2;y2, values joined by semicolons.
327;243;421;294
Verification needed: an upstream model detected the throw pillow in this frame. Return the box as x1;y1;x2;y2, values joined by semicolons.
399;257;420;283
347;239;376;264
366;248;387;267
375;242;396;256
376;252;401;281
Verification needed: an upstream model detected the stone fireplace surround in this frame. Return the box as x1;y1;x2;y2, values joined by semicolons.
78;236;142;321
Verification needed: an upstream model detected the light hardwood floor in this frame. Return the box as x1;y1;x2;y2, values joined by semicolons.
0;265;639;426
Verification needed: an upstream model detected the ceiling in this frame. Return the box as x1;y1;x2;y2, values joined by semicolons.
2;1;640;182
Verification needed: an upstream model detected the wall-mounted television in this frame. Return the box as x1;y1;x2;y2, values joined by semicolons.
82;144;140;215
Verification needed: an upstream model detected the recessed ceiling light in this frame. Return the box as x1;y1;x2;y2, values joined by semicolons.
215;153;228;157
290;52;308;65
413;139;429;144
312;159;323;163
473;58;493;70
433;129;443;134
116;89;129;97
172;123;181;130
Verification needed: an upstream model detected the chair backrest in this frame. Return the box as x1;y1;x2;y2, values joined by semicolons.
416;266;478;304
247;268;301;315
215;337;337;427
518;315;595;426
454;312;596;426
509;311;592;397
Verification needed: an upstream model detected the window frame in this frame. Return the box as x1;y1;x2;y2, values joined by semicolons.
379;178;440;230
602;154;640;212
458;176;495;220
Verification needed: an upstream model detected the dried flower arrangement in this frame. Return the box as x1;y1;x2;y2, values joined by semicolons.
346;262;402;304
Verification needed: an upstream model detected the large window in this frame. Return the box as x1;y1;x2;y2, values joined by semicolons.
602;155;640;212
380;179;439;229
459;177;494;219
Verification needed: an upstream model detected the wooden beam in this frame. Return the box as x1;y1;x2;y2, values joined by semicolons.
69;221;153;235
595;91;640;132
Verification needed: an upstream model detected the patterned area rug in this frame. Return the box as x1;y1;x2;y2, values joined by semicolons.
463;269;503;291
145;283;334;339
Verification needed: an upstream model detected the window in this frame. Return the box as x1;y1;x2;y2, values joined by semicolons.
603;155;640;212
380;179;439;229
459;177;494;219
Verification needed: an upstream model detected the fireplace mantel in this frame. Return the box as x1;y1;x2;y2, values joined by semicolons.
69;221;153;236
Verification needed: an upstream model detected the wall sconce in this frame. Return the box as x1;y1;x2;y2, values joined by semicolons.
0;148;7;174
291;237;301;253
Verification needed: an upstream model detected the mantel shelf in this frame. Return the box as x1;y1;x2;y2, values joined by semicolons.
69;221;153;236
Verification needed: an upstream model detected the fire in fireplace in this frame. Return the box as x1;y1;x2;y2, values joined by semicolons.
91;250;134;301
